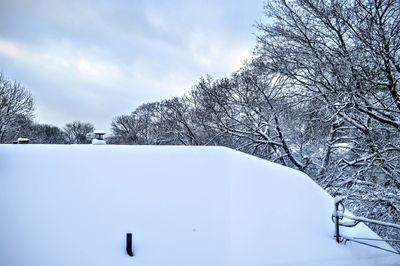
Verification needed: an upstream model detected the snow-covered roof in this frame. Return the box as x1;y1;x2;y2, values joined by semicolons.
0;145;398;266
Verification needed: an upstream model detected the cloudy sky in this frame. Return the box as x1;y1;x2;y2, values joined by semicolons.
0;0;264;130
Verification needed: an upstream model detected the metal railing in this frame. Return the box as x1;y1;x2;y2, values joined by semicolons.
332;196;400;255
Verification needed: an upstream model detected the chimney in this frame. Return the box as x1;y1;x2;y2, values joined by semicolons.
92;130;106;145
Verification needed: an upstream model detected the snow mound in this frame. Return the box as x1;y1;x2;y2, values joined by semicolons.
0;145;398;266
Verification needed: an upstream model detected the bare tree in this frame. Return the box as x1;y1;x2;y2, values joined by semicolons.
31;124;67;144
0;73;35;143
256;0;400;247
63;121;94;144
110;103;158;144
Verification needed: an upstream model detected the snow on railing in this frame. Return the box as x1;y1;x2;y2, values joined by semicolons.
332;196;400;255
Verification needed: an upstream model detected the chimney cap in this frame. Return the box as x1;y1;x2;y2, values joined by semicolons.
94;130;106;135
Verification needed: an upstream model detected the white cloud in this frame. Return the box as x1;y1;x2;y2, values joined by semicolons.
0;40;19;58
187;31;252;73
0;0;261;129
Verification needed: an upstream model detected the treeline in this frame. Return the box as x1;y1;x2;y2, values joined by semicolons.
0;74;95;144
1;0;399;248
110;0;400;248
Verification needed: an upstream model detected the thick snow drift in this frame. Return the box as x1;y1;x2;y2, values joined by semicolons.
0;145;398;266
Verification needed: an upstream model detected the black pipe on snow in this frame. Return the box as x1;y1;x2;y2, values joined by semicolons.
126;233;134;256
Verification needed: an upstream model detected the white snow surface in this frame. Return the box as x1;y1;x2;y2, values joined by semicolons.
0;145;398;266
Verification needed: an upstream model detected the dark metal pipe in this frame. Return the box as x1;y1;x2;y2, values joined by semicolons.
335;202;340;243
126;233;134;256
